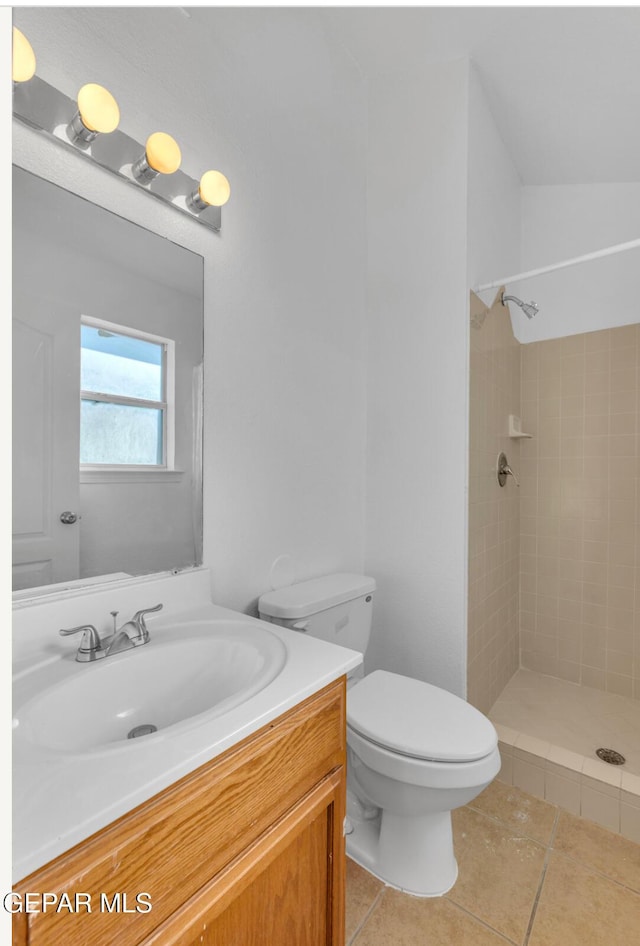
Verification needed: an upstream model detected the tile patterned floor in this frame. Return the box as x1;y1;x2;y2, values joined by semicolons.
345;779;640;946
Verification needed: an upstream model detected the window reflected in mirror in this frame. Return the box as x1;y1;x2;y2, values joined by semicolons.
80;319;172;468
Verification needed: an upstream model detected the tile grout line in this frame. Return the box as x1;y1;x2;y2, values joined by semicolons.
466;801;556;849
350;882;520;946
347;886;387;945
522;807;561;946
549;848;640;897
347;788;640;945
443;896;521;946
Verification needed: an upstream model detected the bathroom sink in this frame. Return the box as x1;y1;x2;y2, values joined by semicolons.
14;622;288;754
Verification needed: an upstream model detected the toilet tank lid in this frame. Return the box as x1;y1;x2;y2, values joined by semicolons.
258;573;376;619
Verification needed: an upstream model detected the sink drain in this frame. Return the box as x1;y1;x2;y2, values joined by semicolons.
596;747;625;765
127;723;158;739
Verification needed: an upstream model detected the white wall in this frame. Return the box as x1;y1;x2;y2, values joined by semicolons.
467;66;522;313
466;67;523;710
516;184;640;343
364;61;470;697
11;8;368;613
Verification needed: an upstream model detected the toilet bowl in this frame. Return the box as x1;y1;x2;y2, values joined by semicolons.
345;669;500;896
257;573;500;897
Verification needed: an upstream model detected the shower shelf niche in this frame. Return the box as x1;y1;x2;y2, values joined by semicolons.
508;415;532;439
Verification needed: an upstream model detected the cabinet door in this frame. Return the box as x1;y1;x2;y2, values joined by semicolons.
13;679;345;946
141;770;345;946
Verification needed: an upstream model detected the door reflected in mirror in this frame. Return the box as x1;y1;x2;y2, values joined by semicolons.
12;166;204;593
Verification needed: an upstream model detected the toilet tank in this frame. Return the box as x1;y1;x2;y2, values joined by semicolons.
258;573;376;657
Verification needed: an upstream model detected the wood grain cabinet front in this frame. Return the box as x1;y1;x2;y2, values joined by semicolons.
13;678;347;946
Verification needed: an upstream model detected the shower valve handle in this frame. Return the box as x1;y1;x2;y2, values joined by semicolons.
504;464;519;486
497;452;519;487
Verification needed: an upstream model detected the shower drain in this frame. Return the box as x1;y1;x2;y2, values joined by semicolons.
127;723;158;739
596;747;626;766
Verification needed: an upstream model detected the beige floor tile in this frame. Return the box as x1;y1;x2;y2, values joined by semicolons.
451;805;478;860
468;778;558;845
446;807;547;944
528;852;640;946
352;887;512;946
553;809;640;892
346;858;384;942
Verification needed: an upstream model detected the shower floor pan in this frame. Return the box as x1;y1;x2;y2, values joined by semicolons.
489;669;640;841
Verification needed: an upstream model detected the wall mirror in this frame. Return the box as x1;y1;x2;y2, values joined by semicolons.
12;165;204;595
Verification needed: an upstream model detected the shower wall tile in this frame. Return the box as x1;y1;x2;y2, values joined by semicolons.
519;325;640;700
467;293;521;713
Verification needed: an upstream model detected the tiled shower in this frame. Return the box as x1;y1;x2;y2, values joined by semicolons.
468;297;640;712
518;324;640;701
468;296;640;839
467;291;521;714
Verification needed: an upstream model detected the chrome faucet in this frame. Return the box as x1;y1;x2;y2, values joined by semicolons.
59;624;104;662
126;603;163;646
59;603;163;663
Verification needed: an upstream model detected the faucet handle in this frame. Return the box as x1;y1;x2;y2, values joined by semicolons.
59;624;104;662
130;603;163;643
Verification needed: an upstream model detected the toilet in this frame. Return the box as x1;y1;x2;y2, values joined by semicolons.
258;573;500;897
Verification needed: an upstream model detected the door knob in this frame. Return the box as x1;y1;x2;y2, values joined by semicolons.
59;511;79;524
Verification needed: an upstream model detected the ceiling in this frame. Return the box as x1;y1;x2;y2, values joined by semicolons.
321;6;640;186
16;6;638;186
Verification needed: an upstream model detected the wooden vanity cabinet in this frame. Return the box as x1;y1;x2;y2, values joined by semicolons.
13;678;347;946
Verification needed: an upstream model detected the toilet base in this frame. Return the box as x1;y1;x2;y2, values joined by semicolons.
346;792;459;898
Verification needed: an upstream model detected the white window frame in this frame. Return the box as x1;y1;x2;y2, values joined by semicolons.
80;315;176;473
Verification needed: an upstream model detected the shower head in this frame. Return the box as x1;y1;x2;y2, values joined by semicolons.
501;293;539;319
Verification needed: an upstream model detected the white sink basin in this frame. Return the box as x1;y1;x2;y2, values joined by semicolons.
14;621;287;754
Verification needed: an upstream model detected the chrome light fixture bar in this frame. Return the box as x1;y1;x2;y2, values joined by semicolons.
13;74;225;233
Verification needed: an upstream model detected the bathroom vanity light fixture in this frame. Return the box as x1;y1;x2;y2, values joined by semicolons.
12;30;229;232
66;83;120;147
132;132;182;184
187;169;231;211
12;27;36;83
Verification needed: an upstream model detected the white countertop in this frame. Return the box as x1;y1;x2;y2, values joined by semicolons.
12;570;361;880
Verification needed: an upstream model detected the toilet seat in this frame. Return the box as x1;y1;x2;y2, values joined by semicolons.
347;670;497;763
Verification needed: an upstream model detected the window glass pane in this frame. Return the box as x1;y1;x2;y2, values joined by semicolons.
80;401;163;465
81;325;163;401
